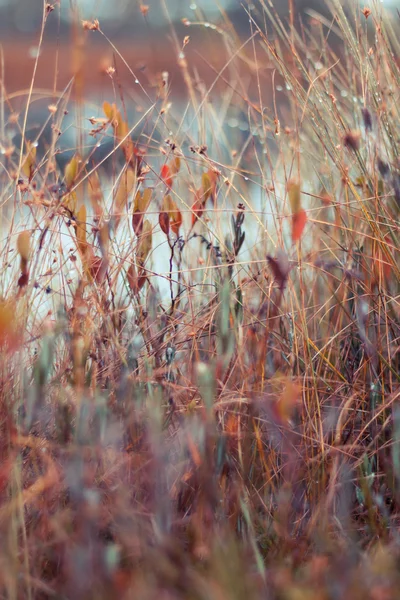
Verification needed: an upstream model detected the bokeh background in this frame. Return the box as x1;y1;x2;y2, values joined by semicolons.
1;0;399;95
1;0;399;172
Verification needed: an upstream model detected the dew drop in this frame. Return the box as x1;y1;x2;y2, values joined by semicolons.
135;78;139;84
190;2;197;8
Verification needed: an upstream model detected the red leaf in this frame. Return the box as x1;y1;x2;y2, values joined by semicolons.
159;211;170;235
191;198;204;226
160;164;172;188
132;211;144;236
127;264;147;294
18;270;29;288
291;208;307;242
137;273;147;292
267;250;290;291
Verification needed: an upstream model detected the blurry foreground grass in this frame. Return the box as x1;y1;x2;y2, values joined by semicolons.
0;1;400;598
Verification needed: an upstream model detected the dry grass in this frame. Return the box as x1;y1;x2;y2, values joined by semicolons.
0;0;399;598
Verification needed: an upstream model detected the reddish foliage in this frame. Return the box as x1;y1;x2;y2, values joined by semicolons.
160;164;173;188
291;208;307;242
18;270;29;288
89;256;107;283
191;198;205;226
132;211;144;236
159;211;170;235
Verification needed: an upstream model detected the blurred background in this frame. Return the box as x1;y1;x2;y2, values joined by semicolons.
0;0;399;39
0;0;399;165
1;0;399;94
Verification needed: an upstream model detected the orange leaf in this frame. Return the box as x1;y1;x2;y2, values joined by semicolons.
276;380;301;423
127;263;138;294
103;102;136;167
160;164;172;188
88;255;106;284
291;208;307;242
0;299;21;350
191;198;204;226
170;209;182;236
128;263;147;294
122;138;136;166
207;169;219;205
162;195;182;236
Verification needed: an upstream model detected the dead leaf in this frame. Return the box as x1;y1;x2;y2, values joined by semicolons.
163;194;182;235
74;204;87;256
21;141;36;181
114;168;136;229
287;180;301;213
132;187;152;235
17;231;31;263
65;154;80;188
137;220;152;264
